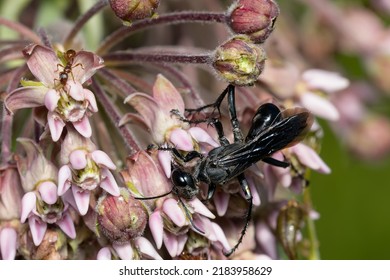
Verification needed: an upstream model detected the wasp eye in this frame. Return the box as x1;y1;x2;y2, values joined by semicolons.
171;169;195;188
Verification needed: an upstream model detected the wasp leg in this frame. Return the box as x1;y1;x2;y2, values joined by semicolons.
223;173;253;257
262;157;290;168
226;85;244;143
185;84;231;117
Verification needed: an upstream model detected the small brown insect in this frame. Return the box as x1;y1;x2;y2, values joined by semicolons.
55;49;83;87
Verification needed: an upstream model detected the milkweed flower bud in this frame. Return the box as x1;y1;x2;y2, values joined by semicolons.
212;35;266;86
227;0;280;43
96;188;148;244
109;0;160;22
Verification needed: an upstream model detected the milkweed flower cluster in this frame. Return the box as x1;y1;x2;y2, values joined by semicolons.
0;0;387;260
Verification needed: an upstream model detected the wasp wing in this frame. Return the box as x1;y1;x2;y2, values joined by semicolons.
215;109;313;178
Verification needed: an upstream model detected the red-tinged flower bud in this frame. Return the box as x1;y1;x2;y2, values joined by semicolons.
109;0;160;22
96;188;148;244
212;35;266;86
227;0;280;43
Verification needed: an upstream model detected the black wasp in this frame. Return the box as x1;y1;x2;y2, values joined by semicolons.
140;84;313;257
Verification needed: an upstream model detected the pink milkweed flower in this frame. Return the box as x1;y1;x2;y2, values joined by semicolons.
0;165;24;259
97;238;163;260
296;69;350;121
120;150;230;258
58;128;120;215
263;143;330;192
122;74;219;177
15;138;76;246
5;44;103;141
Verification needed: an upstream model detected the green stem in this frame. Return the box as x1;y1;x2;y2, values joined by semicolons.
96;11;227;55
0;17;41;44
303;183;321;260
63;0;108;49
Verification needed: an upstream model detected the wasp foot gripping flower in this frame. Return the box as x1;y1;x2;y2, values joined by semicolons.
5;44;103;141
122;74;218;177
227;0;280;43
212;35;267;86
15;139;76;246
109;0;160;22
58;128;120;215
96;188;162;260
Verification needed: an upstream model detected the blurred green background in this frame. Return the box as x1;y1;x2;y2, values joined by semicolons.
311;121;390;259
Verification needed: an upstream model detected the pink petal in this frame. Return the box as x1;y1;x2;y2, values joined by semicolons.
21;192;37;223
169;128;193;151
157;150;172;178
134;237;163;260
91;150;116;170
84;89;98;112
247;177;261;206
176;234;188;256
268;152;292;188
38;181;58;205
66;80;84;101
163;231;178;258
28;216;47;246
0;227;17;260
100;169;120;196
292;143;331;174
97;247;112;260
26;45;60;87
5;86;47;113
302;69;350;92
58;165;72;196
73;116;92;138
44;89;59;112
300;92;340;121
149;211;164;249
72;186;90;215
69;150;88;170
213;191;230;217
112;243;133;260
124;93;160;129
56;212;76;239
210;222;231;252
163;198;186;227
71;50;104;84
47;112;65;142
188;127;219;147
153;74;185;114
255;222;277;259
187;198;215;219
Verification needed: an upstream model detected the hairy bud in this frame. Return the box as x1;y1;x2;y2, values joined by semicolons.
96;188;148;244
228;0;280;43
109;0;160;22
212;35;266;86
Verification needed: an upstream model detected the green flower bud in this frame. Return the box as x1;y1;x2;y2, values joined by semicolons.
212;35;266;86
